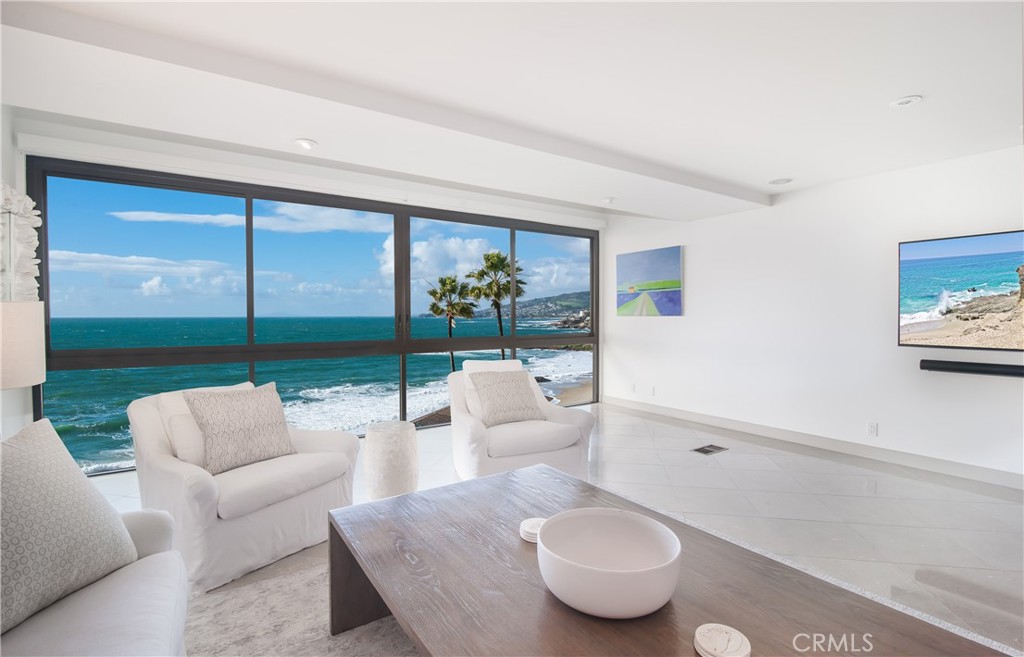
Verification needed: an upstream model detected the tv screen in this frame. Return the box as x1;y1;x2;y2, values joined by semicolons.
899;230;1023;351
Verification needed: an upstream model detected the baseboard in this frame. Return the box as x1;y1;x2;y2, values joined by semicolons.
601;396;1024;491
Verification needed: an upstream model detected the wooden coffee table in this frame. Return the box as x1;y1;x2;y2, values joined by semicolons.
329;464;1002;656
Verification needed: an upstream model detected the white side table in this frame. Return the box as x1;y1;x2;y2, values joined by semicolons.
364;420;419;500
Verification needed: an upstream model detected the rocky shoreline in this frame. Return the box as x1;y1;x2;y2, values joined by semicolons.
552;309;591;331
900;266;1024;350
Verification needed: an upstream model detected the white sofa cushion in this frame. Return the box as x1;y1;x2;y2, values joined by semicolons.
0;419;138;634
166;414;206;468
486;420;580;458
0;551;188;657
215;452;351;520
469;370;546;427
184;382;295;475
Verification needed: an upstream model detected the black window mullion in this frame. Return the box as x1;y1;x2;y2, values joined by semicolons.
394;210;411;420
245;195;256;382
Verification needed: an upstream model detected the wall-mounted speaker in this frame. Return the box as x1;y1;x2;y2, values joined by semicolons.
920;360;1024;378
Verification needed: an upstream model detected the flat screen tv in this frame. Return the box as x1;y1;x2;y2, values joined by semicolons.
899;230;1023;351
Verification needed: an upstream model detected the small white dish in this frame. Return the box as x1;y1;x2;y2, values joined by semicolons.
536;507;681;619
520;517;545;543
694;623;751;657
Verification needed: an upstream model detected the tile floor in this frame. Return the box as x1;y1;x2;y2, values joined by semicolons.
91;403;1024;650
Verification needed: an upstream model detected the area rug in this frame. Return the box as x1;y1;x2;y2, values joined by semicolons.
186;562;420;657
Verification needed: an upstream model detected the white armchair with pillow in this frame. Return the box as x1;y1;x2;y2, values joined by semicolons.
127;381;360;591
447;359;594;480
1;419;188;657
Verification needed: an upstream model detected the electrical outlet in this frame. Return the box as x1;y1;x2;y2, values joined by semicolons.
631;383;636;393
867;422;879;437
651;386;656;397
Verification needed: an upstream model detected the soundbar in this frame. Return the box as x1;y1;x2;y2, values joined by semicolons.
920;360;1024;378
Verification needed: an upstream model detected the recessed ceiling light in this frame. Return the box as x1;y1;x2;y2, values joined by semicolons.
294;138;318;151
599;197;616;205
889;95;924;109
768;178;793;186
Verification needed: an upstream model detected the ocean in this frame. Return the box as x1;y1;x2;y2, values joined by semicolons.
46;316;593;474
899;250;1024;326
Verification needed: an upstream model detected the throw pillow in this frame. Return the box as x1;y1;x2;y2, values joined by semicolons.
462;360;525;418
156;381;254;440
468;370;547;428
184;382;296;475
1;419;138;633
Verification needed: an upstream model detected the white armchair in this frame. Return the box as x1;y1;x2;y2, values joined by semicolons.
127;382;360;591
447;360;594;480
1;509;189;657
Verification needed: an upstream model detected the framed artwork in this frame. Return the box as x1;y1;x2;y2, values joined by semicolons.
616;246;683;316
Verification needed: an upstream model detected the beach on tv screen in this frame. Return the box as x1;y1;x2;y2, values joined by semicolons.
898;230;1024;351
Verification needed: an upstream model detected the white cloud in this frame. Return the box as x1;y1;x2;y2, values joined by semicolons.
376;234;395;278
139;276;170;296
522;256;591;298
254;269;295;282
110;212;245;228
50;250;226;277
410;235;493;281
109;201;393;234
51;250;244;297
560;236;592;258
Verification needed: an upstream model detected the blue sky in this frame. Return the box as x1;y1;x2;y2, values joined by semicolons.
616;246;682;288
900;231;1024;261
46;177;591;317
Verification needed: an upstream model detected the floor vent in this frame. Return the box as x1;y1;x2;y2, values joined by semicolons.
693;444;728;455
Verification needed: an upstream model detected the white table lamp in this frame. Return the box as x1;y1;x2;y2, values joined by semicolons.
1;301;46;389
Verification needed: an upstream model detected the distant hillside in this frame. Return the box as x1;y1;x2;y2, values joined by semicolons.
475;291;590;319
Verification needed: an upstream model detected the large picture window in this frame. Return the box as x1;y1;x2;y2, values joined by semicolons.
30;157;598;473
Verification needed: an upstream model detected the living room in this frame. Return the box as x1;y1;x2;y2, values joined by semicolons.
1;3;1022;656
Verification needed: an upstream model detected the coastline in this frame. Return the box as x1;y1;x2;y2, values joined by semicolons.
900;292;1023;350
554;382;594;406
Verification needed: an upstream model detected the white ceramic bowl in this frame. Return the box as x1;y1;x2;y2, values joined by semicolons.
536;507;682;619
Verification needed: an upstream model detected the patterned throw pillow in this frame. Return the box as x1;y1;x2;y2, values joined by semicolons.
1;419;138;633
468;370;547;427
184;382;296;475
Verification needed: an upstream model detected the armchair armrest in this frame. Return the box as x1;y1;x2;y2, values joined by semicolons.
121;509;174;558
450;404;491;464
288;427;360;470
543;403;596;448
142;453;219;528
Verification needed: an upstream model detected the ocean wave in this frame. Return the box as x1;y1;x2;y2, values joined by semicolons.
899;285;1017;326
82;460;136;475
280;350;592;432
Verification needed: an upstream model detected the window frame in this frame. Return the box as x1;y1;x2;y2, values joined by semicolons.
28;156;600;429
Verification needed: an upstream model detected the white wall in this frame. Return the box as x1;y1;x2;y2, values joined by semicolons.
602;147;1024;483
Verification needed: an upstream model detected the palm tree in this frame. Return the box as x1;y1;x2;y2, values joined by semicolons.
468;251;526;359
427;275;477;372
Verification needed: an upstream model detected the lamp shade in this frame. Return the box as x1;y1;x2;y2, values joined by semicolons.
1;301;46;389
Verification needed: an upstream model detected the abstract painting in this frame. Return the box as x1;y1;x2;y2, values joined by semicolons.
616;246;683;316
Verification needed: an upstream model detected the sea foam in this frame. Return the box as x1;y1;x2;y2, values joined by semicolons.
899;284;1017;326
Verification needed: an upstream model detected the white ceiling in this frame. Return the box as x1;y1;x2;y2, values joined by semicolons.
2;1;1022;222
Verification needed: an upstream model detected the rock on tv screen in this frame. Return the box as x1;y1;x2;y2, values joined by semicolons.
899;230;1023;351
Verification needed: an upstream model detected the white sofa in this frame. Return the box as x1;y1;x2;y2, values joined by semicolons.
447;359;595;480
0;509;189;657
127;383;360;591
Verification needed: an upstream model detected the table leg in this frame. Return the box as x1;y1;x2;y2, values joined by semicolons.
329;523;392;634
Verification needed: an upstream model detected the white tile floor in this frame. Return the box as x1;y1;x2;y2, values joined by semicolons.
90;403;1024;650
